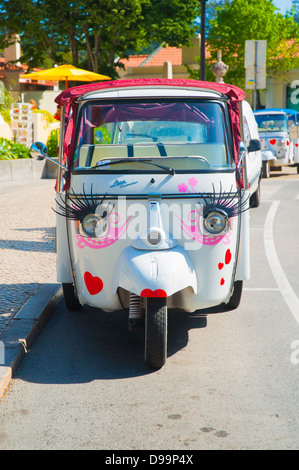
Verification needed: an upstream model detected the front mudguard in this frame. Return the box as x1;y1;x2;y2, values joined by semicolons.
114;246;197;298
56;195;73;283
262;149;289;166
262;150;276;162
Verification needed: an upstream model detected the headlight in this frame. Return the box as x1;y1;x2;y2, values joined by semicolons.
81;213;108;237
203;210;228;234
276;140;285;148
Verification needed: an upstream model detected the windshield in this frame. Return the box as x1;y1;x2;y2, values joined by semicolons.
74;100;233;172
255;113;288;132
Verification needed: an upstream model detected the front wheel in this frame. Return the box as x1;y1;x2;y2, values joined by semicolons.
62;282;81;310
250;181;261;208
226;280;243;309
145;298;167;369
262;160;270;178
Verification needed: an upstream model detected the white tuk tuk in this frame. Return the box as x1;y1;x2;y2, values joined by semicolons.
254;108;299;177
31;78;261;368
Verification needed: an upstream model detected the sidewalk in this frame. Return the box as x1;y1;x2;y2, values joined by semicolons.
0;179;62;396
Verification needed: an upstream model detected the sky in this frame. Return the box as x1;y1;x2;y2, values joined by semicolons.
272;0;294;14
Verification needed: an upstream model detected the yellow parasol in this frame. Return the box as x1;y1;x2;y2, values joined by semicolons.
21;64;111;88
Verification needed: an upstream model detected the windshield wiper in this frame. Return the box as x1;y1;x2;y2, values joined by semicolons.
91;158;175;175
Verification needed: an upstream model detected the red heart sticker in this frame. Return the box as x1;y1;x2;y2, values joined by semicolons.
225;249;232;265
218;262;224;270
140;288;167;298
286;140;290;146
269;139;276;145
295;143;299;147
220;278;225;286
84;271;103;295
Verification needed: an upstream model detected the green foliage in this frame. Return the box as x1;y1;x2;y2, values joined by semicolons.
0;107;11;125
191;0;299;88
33;109;56;125
46;129;58;159
0;85;15;125
94;127;111;144
0;138;31;160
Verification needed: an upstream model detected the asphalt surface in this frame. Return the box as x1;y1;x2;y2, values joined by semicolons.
0;179;62;397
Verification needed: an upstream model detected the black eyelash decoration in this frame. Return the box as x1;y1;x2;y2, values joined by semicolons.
197;182;251;218
53;184;113;221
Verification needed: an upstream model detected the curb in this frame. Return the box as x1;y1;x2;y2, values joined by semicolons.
0;281;63;398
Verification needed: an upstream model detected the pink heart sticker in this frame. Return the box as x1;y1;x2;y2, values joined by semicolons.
225;249;232;265
84;271;103;295
140;288;167;298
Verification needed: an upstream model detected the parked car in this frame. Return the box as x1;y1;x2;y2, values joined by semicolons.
254;108;299;177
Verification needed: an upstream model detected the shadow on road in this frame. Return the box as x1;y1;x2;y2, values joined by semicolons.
15;300;226;384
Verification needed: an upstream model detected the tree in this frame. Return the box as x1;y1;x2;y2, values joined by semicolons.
0;0;199;79
293;0;299;23
189;0;299;88
0;0;70;68
194;0;230;36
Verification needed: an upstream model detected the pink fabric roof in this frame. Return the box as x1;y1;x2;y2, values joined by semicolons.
55;78;245;105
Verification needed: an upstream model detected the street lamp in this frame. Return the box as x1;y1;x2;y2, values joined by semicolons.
200;0;206;81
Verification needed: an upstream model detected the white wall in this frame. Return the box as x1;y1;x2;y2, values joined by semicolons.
22;90;61;114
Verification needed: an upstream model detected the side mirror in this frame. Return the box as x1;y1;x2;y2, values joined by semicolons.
247;139;261;153
237;141;246;166
237;141;246;185
30;141;68;171
30;142;48;160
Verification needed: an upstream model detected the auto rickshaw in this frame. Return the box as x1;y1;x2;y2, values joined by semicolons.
254;108;299;177
31;78;261;368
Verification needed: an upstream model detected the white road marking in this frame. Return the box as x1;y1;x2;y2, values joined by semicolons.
264;201;299;325
244;288;279;291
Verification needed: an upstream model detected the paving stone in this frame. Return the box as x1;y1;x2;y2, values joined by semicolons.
0;180;57;337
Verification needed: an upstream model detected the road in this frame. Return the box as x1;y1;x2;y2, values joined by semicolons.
1;169;299;450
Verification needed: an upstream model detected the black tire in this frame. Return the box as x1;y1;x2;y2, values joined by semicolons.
62;282;81;310
145;298;167;369
226;280;243;310
262;160;270;178
250;181;261;208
